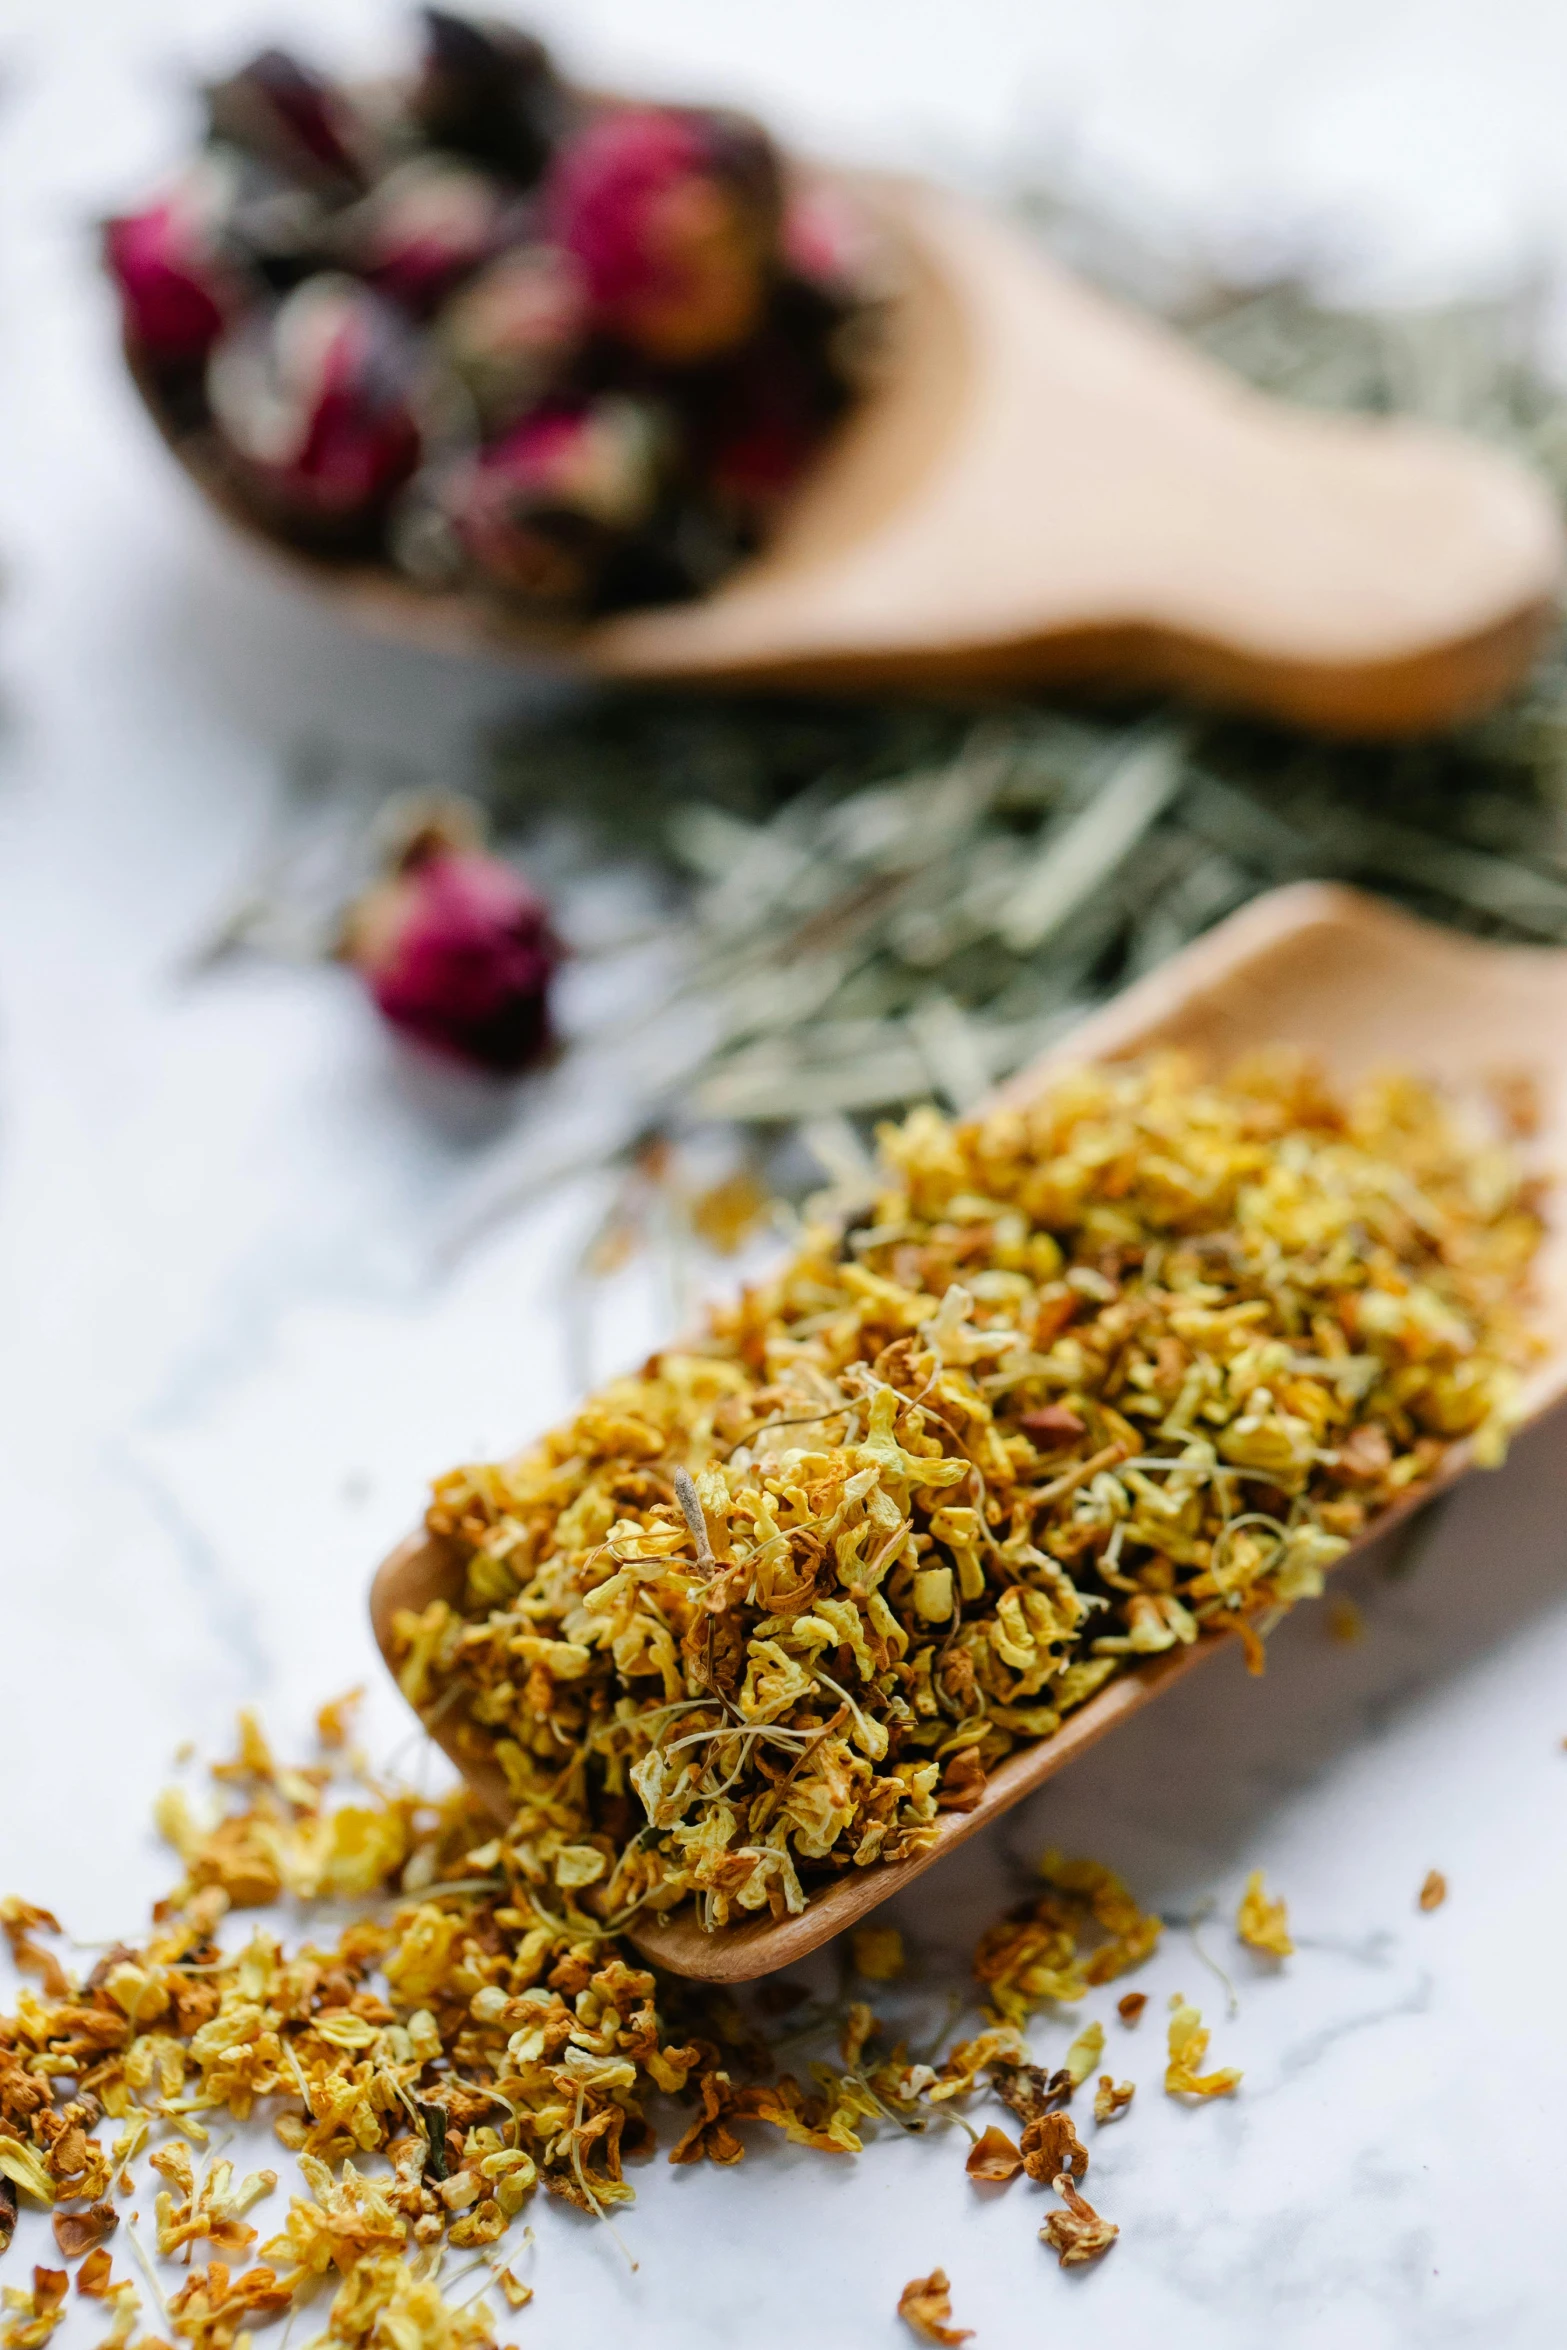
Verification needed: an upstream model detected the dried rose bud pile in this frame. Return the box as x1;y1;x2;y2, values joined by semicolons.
105;11;884;618
397;1050;1542;1933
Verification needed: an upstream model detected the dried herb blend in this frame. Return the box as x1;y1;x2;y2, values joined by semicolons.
396;1051;1541;1934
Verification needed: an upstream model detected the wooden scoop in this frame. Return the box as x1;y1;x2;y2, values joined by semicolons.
371;879;1567;1981
131;177;1562;735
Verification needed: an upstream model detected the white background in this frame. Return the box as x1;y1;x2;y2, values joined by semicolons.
4;3;1567;2345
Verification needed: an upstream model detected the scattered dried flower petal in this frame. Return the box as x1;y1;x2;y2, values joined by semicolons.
1236;1870;1294;1959
1165;1995;1242;2099
1093;2076;1134;2124
1040;2176;1118;2267
1063;2018;1105;2087
1117;1992;1147;2027
1019;2111;1088;2184
964;2126;1022;2183
897;2268;972;2345
1419;1870;1448;1912
850;1924;905;1983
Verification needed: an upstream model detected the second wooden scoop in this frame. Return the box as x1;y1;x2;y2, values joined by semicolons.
372;880;1567;1981
137;177;1563;735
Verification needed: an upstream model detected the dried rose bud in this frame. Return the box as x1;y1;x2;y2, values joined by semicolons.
345;155;509;315
104;159;244;366
207;276;424;531
205;47;367;195
343;816;558;1074
546;105;781;363
413;9;564;186
451;396;665;607
435;243;586;429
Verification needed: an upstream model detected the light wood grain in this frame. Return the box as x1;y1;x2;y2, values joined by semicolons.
130;176;1563;735
370;881;1567;1981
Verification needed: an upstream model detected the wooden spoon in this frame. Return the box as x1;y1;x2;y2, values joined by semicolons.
130;175;1562;736
371;878;1567;1981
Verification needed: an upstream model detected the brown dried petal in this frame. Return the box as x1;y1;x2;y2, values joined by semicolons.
1020;2111;1087;2183
51;2204;117;2262
74;2252;114;2299
1040;2175;1118;2267
0;2178;15;2257
1092;2075;1134;2124
897;2268;973;2345
964;2126;1022;2183
1018;1404;1086;1445
1419;1870;1447;1912
989;2060;1073;2125
1117;1992;1147;2027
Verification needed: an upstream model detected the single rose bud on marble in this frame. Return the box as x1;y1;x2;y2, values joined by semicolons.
546;104;781;363
207;275;425;529
412;8;564;186
451;395;665;606
343;809;558;1074
435;242;586;429
205;46;368;196
345;153;510;315
104;160;245;366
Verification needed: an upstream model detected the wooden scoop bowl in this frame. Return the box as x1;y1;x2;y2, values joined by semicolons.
372;879;1567;1980
131;175;1562;735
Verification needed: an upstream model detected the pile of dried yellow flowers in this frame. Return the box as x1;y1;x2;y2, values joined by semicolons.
0;1706;1175;2348
399;1051;1542;1935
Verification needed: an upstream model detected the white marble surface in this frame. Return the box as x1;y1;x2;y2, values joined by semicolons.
5;2;1567;2345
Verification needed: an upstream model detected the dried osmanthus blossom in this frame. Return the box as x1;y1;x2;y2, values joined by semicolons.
1040;2175;1118;2268
850;1924;906;1983
1019;2111;1087;2185
8;1708;1159;2350
1236;1870;1293;1959
1092;2076;1133;2124
400;1052;1540;1945
964;2125;1023;2182
1116;1992;1147;2027
1062;2018;1105;2086
0;2267;67;2350
897;2267;973;2346
1165;1996;1242;2100
1419;1870;1448;1912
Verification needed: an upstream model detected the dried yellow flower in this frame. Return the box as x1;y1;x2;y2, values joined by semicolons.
964;2125;1022;2182
1165;1995;1242;2099
897;2268;973;2344
1093;2076;1134;2124
405;1054;1538;1940
1063;2018;1105;2086
850;1923;906;1982
1040;2176;1118;2267
1236;1869;1294;1958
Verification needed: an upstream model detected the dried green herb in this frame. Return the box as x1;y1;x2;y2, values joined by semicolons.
478;258;1567;1161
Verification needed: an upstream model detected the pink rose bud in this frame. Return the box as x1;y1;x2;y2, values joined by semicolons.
205;47;367;195
414;9;563;186
780;180;890;311
435;242;585;428
343;817;558;1074
546;105;781;363
452;396;665;606
104;160;242;366
208;275;424;529
347;155;508;315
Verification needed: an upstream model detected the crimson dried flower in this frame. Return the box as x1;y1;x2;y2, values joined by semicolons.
343;817;558;1074
546;104;780;362
436;244;586;430
450;395;667;607
348;156;508;316
105;166;241;366
207;276;424;530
